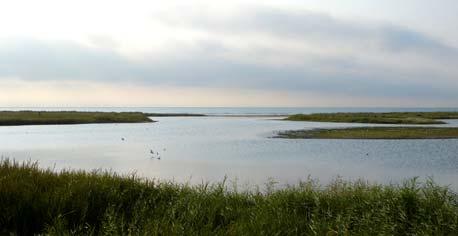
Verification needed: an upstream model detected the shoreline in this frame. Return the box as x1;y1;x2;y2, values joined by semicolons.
284;112;458;125
0;111;153;126
276;127;458;139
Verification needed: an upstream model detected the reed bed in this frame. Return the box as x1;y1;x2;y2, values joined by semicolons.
1;160;457;235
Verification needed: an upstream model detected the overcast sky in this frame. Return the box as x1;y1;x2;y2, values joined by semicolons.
1;0;457;107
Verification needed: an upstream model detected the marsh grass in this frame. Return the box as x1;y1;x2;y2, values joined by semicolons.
1;159;457;235
144;113;206;117
276;127;458;139
285;112;458;124
0;111;152;126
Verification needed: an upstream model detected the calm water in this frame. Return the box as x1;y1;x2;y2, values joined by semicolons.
1;107;457;189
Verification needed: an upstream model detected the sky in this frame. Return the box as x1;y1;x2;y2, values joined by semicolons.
1;0;458;107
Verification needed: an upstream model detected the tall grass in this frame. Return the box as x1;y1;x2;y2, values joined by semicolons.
1;159;457;235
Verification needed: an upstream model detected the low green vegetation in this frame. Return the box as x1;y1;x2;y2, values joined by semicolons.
1;160;457;235
0;111;153;126
276;127;458;139
145;113;206;117
285;112;458;124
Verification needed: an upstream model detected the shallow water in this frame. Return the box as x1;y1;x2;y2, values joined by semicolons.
1;114;457;190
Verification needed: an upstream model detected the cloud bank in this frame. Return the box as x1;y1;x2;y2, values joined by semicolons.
1;3;457;106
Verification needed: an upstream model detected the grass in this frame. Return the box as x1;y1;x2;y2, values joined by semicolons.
285;112;458;124
0;111;153;126
276;127;458;139
1;160;457;235
144;113;206;117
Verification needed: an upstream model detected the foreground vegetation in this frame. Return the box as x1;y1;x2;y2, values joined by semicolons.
0;111;152;126
285;112;458;124
276;127;458;139
1;160;457;235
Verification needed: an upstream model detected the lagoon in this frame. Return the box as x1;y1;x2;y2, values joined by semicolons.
1;108;457;190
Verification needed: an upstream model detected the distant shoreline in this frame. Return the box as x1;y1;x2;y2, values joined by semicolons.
0;111;154;126
145;113;206;117
2;107;457;117
2;110;458;126
284;112;458;125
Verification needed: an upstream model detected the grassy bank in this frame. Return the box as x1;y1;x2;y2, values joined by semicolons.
1;160;457;235
0;111;153;126
285;112;458;124
276;127;458;139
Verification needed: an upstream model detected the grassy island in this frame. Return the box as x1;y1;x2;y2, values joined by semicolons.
285;112;458;124
0;111;153;126
1;160;457;235
276;127;458;139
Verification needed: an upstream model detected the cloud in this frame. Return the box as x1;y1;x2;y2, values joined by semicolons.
169;6;458;61
0;39;142;81
1;6;458;105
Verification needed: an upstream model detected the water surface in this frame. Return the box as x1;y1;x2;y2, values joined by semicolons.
1;114;457;189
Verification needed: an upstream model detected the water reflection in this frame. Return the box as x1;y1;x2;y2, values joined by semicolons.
1;117;457;189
